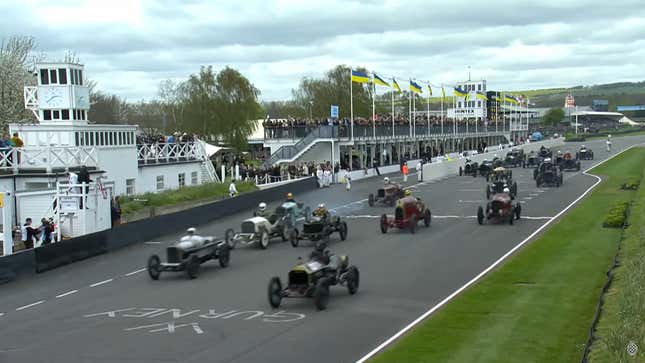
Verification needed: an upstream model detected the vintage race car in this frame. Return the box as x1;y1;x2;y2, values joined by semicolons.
267;246;359;310
478;160;495;179
504;149;525;168
224;203;306;249
538;146;552;159
487;166;513;183
486;178;518;199
459;159;479;177
380;196;431;234
534;159;563;187
558;152;581;172
477;193;521;225
147;231;230;280
524;152;541;168
369;183;405;207
577;147;594;160
291;214;348;247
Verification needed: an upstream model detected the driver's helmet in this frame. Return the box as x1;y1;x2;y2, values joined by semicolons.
187;227;196;235
494;154;498;158
315;203;327;215
557;150;562;155
404;189;412;196
581;145;586;149
503;187;510;194
384;177;390;184
608;135;612;138
258;202;267;211
286;192;294;200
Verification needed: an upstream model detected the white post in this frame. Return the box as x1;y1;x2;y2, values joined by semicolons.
350;69;354;141
235;163;240;180
440;84;444;135
575;105;579;134
56;183;61;243
391;87;395;138
409;91;412;137
372;79;376;139
221;165;225;182
426;85;430;136
82;183;86;236
2;191;13;256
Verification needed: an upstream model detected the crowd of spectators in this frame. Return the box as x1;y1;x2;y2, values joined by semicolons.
136;131;196;145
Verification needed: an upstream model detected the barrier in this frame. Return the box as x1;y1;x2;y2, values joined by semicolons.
0;176;318;279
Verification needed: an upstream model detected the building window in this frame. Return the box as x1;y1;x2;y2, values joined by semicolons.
53;110;60;120
43;110;52;120
156;175;164;190
50;69;58;84
178;173;185;187
478;101;481;107
78;70;83;86
126;179;135;195
458;101;462;108
109;132;113;145
40;69;49;85
58;69;67;84
191;171;198;184
477;84;481;91
62;109;70;120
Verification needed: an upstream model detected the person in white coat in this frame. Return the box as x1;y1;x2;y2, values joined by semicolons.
345;170;351;191
323;168;331;187
606;135;612;152
229;180;238;197
416;160;423;182
316;167;323;188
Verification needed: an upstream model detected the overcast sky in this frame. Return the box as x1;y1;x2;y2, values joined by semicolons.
4;0;645;101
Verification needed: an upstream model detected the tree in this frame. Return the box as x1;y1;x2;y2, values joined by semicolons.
88;91;128;124
0;35;39;128
542;107;565;126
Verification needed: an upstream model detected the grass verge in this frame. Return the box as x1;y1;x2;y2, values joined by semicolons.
119;180;258;218
370;147;645;363
589;180;645;362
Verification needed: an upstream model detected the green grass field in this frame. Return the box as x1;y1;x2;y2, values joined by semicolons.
371;148;645;363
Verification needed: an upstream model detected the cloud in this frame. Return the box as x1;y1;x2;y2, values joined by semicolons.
3;0;644;101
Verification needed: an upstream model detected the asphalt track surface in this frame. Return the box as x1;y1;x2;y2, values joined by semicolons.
1;136;643;363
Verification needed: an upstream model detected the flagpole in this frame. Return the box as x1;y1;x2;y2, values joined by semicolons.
350;68;354;141
495;92;498;133
413;91;416;137
440;85;444;135
372;77;376;139
409;90;412;138
391;85;394;138
427;85;430;136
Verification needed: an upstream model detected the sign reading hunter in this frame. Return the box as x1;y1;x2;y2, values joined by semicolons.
330;105;339;118
59;196;78;211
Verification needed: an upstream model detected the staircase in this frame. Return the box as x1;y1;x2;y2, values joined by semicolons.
267;125;337;166
195;139;220;183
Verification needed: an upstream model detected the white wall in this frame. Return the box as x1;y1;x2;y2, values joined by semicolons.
96;146;139;196
297;141;339;165
136;162;203;195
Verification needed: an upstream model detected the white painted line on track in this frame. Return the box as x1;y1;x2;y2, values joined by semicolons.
354;143;642;363
90;279;113;288
144;241;161;245
343;215;553;220
55;290;78;298
457;189;483;192
0;313;4;317
125;268;146;276
16;300;45;311
523;197;533;200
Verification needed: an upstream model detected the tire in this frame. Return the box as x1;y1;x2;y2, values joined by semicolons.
536;178;541;188
459;166;463;176
290;229;299;247
577;162;580;171
346;266;360;295
268;277;283;308
486;186;491;200
147;255;161;280
225;228;235;249
380;214;388;234
339;222;348;241
281;225;289;242
423;209;431;227
259;229;270;249
368;193;375;207
509;213;514;225
409;215;417;234
477;206;484;225
304;207;311;222
218;245;230;268
186;255;200;279
515;204;522;220
512;182;518;196
314;278;331;311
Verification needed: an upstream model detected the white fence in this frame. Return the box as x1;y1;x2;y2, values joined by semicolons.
0;146;98;172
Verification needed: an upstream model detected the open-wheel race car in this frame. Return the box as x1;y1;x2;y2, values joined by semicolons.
503;149;525;168
487;166;513;183
577;146;594;160
380;194;432;234
268;242;359;310
459;159;479;177
477;160;495;179
524;151;541;168
291;210;348;247
557;151;581;172
538;146;552;159
477;193;521;225
224;202;307;249
369;180;405;207
147;228;231;280
486;177;518;199
534;159;563;187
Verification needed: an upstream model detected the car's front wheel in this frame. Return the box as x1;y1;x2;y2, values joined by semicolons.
339;222;348;241
259;229;270;249
346;266;360;295
186;255;200;279
314;278;331;310
290;229;299;247
423;209;431;227
147;255;161;280
477;206;485;225
218;245;230;268
380;214;388;234
224;228;236;249
268;277;283;308
409;215;417;234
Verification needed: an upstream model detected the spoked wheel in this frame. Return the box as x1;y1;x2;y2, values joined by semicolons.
339;222;348;241
281;225;289;242
368;193;375;207
515;204;522;220
380;214;389;234
346;266;360;295
314;278;331;311
186;255;200;279
409;215;417;234
423;209;432;227
259;229;270;249
218;245;230;268
290;229;299;247
147;255;161;280
268;277;283;308
477;206;485;225
225;228;236;249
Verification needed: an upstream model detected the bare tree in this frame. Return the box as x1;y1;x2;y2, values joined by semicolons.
0;35;38;128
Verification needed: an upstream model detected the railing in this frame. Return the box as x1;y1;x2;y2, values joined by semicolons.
267;125;338;165
195;140;220;183
137;142;201;164
254;173;310;186
0;146;99;172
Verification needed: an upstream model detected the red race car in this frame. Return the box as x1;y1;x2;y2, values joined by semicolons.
380;194;432;234
477;192;521;225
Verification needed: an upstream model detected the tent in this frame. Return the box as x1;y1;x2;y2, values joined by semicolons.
197;139;231;157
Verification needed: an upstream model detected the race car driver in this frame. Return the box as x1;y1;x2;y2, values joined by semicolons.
255;202;269;217
313;203;330;221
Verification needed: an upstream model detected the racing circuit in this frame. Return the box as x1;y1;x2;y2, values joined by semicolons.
1;136;643;363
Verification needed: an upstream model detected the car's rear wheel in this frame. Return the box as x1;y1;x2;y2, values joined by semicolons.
218;245;230;268
290;229;299;247
186;255;200;279
509;212;514;225
368;193;375;207
339;222;348;241
409;215;417;234
147;255;161;280
515;204;522;220
380;214;388;234
224;228;235;249
536;178;541;188
477;206;484;225
259;229;270;249
486;185;491;200
304;207;311;222
346;266;359;295
424;209;431;227
268;277;283;308
314;278;331;311
459;166;463;176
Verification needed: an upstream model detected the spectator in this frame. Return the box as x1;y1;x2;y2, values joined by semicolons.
21;218;37;249
78;165;92;209
39;218;54;245
111;197;122;227
229;179;238;197
402;162;409;183
10;132;23;147
416;160;423;182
